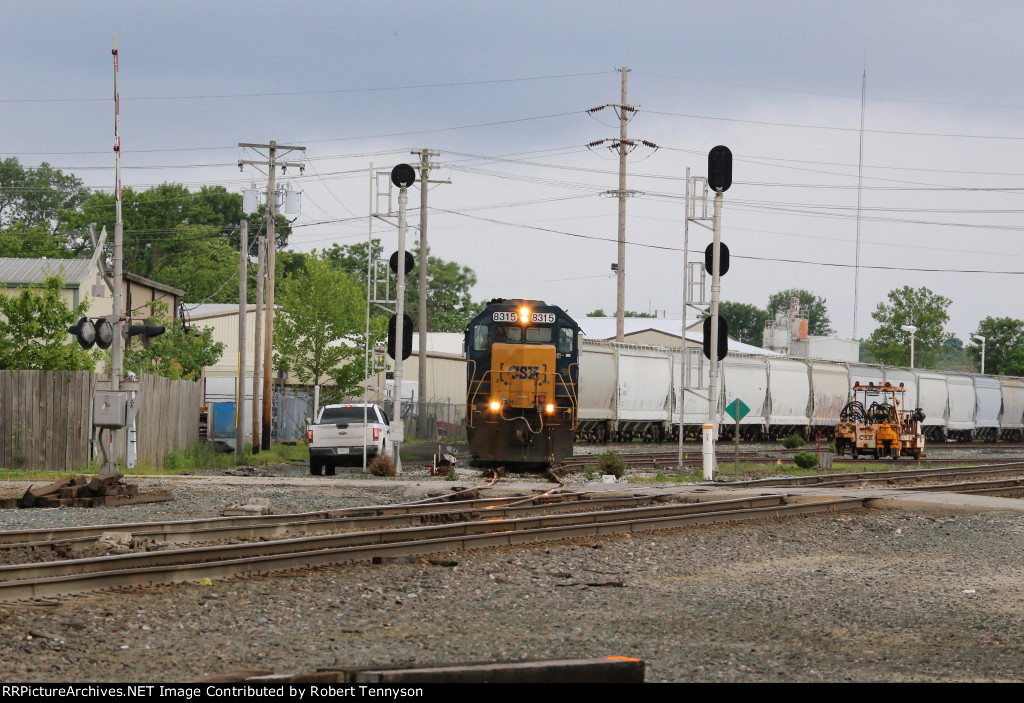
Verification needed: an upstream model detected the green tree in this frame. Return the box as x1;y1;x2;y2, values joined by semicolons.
63;184;289;282
701;301;771;344
145;233;242;304
970;317;1024;375
121;302;224;380
0;158;90;236
863;286;952;368
0;222;73;258
323;239;479;333
0;276;96;370
274;254;380;403
766;289;835;336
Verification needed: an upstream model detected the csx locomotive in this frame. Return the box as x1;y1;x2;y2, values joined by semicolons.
464;299;580;466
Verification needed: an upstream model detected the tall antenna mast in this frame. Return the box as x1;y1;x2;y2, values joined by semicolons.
853;67;866;340
111;37;123;394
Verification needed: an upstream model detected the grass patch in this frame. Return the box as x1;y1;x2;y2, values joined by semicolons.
0;440;311;481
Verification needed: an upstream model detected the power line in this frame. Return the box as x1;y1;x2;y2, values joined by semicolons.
0;71;613;104
431;207;1024;275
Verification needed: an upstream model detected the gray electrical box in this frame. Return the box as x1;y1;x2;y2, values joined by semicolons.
93;391;128;429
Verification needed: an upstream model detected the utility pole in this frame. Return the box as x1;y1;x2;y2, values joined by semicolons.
251;235;265;453
235;219;247;458
411;149;449;419
239;141;306;450
615;67;629;343
586;68;656;342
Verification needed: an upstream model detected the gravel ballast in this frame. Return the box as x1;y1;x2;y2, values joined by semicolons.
1;464;1023;682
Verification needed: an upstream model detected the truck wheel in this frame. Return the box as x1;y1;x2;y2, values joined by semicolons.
310;459;323;476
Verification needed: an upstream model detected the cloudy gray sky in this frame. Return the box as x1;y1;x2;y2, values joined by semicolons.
4;1;1023;344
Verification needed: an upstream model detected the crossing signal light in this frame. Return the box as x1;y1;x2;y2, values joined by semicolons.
126;318;165;349
387;313;413;361
707;145;732;192
702;315;729;361
94;318;114;350
68;317;96;349
68;317;115;350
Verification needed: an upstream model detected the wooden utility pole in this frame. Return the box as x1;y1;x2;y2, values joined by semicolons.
411;149;449;418
235;219;247;458
239;141;305;450
251;234;265;453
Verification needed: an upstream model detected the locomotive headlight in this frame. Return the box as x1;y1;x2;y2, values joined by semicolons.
489;400;501;412
545;403;555;414
519;307;529;322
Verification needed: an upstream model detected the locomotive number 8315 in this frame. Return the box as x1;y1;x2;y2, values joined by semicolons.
464;298;580;467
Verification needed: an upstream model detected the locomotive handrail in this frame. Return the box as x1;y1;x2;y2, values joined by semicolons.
466;368;579;430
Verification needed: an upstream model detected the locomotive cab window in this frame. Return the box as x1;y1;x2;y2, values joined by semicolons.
494;325;522;343
558;327;574;353
524;327;552;343
473;324;489;351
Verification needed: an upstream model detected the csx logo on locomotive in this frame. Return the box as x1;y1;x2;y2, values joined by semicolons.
505;365;540;380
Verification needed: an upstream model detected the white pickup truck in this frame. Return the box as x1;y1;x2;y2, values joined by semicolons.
306;403;390;475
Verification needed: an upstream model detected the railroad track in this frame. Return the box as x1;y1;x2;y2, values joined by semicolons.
558;451;1024;472
721;461;1024;489
0;492;866;603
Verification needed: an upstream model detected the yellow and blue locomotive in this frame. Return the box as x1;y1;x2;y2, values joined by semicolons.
464;299;580;466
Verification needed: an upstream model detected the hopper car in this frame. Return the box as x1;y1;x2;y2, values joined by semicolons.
465;302;1023;466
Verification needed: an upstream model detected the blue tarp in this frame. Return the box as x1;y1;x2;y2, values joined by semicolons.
211;402;236;438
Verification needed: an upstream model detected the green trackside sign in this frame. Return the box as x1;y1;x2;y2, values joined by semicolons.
725;398;749;423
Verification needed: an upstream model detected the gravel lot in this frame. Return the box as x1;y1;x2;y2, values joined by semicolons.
2;453;1024;683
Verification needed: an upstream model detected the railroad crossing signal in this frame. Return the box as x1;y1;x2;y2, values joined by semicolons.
68;316;115;350
126;318;166;349
725;398;749;423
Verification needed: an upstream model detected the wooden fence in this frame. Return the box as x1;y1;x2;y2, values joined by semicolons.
0;370;201;471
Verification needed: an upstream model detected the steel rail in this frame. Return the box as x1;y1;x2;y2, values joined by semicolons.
0;495;794;581
0;492;704;554
0;496;865;602
721;462;1024;488
0;492;621;547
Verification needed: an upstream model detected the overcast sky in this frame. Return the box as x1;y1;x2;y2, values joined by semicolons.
4;1;1023;344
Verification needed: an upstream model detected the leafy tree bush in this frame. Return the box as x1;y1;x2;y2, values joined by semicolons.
782;434;806;449
793;452;818;470
0;275;96;371
597;450;627;479
122;302;224;380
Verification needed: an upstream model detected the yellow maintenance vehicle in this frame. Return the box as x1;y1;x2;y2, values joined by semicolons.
834;382;926;460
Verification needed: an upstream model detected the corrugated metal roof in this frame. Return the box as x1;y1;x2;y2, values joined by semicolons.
0;257;94;286
579;316;778;356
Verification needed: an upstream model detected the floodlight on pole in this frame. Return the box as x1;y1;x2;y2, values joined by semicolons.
972;334;986;374
901;325;918;369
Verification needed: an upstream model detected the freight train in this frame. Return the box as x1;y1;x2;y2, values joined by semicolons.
464;299;580;465
576;340;1023;445
465;300;1021;466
